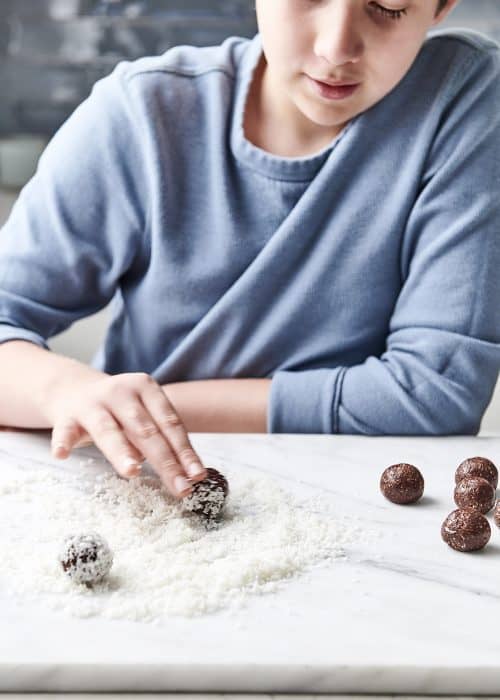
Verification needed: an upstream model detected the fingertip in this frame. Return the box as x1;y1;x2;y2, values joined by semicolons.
52;444;68;459
174;474;193;498
187;471;207;485
186;462;208;480
121;458;142;479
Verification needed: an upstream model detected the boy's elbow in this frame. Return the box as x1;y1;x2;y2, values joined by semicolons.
418;383;490;436
430;410;480;436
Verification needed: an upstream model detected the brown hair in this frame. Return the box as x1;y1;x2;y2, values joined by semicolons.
436;0;448;13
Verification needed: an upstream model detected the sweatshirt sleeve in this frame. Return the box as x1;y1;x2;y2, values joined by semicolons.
0;61;147;350
268;47;500;436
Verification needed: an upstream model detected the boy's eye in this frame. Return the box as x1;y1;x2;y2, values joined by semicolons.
370;2;408;20
299;0;408;22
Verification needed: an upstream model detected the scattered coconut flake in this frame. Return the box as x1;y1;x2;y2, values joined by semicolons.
0;460;363;623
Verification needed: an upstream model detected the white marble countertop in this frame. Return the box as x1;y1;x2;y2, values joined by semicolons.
1;428;500;695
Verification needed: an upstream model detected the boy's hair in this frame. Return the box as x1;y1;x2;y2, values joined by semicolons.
436;0;448;13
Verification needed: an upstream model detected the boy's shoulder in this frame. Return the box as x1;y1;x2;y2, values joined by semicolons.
113;35;252;86
418;27;500;91
424;27;499;57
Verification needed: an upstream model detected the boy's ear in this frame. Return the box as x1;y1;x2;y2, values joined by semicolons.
432;0;461;25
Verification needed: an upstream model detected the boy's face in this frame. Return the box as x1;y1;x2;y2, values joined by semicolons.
254;0;460;143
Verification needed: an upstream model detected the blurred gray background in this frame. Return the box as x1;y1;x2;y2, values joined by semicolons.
0;0;499;432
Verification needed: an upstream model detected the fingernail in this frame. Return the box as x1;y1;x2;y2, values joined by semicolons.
174;474;192;496
186;462;206;478
122;458;141;476
53;443;67;456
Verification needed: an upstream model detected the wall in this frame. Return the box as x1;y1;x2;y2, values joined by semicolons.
0;0;256;136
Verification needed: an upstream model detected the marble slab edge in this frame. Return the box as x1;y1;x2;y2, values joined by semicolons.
1;664;499;694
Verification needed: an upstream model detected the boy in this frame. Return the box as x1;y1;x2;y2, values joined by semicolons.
0;0;499;501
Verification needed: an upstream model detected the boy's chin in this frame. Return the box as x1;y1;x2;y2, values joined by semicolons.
300;105;353;131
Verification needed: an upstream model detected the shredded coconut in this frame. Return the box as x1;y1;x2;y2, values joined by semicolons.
0;458;362;623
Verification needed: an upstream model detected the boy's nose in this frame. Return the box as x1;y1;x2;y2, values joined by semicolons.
313;2;364;68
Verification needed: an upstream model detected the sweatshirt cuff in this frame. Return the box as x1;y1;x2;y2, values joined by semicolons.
0;324;50;350
267;367;345;434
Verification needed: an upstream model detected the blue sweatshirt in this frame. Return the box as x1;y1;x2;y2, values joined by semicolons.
1;30;499;436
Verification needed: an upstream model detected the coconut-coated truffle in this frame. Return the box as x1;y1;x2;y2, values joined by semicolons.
59;532;113;585
183;466;229;520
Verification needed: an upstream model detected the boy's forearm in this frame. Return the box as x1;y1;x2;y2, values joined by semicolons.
0;340;271;433
163;378;271;433
0;340;104;428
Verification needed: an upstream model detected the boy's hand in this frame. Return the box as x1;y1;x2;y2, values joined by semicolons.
44;372;207;499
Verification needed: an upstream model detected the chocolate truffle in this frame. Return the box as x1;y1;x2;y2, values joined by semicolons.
494;500;500;529
379;463;424;505
59;532;113;585
455;456;498;489
441;508;491;552
453;476;495;515
183;466;229;520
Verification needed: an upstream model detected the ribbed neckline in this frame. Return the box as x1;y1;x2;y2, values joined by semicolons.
230;33;355;182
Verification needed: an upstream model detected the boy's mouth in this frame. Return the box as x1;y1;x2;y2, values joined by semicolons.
311;76;359;86
307;76;360;101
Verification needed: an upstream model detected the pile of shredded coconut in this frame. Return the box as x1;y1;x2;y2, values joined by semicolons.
0;458;361;623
